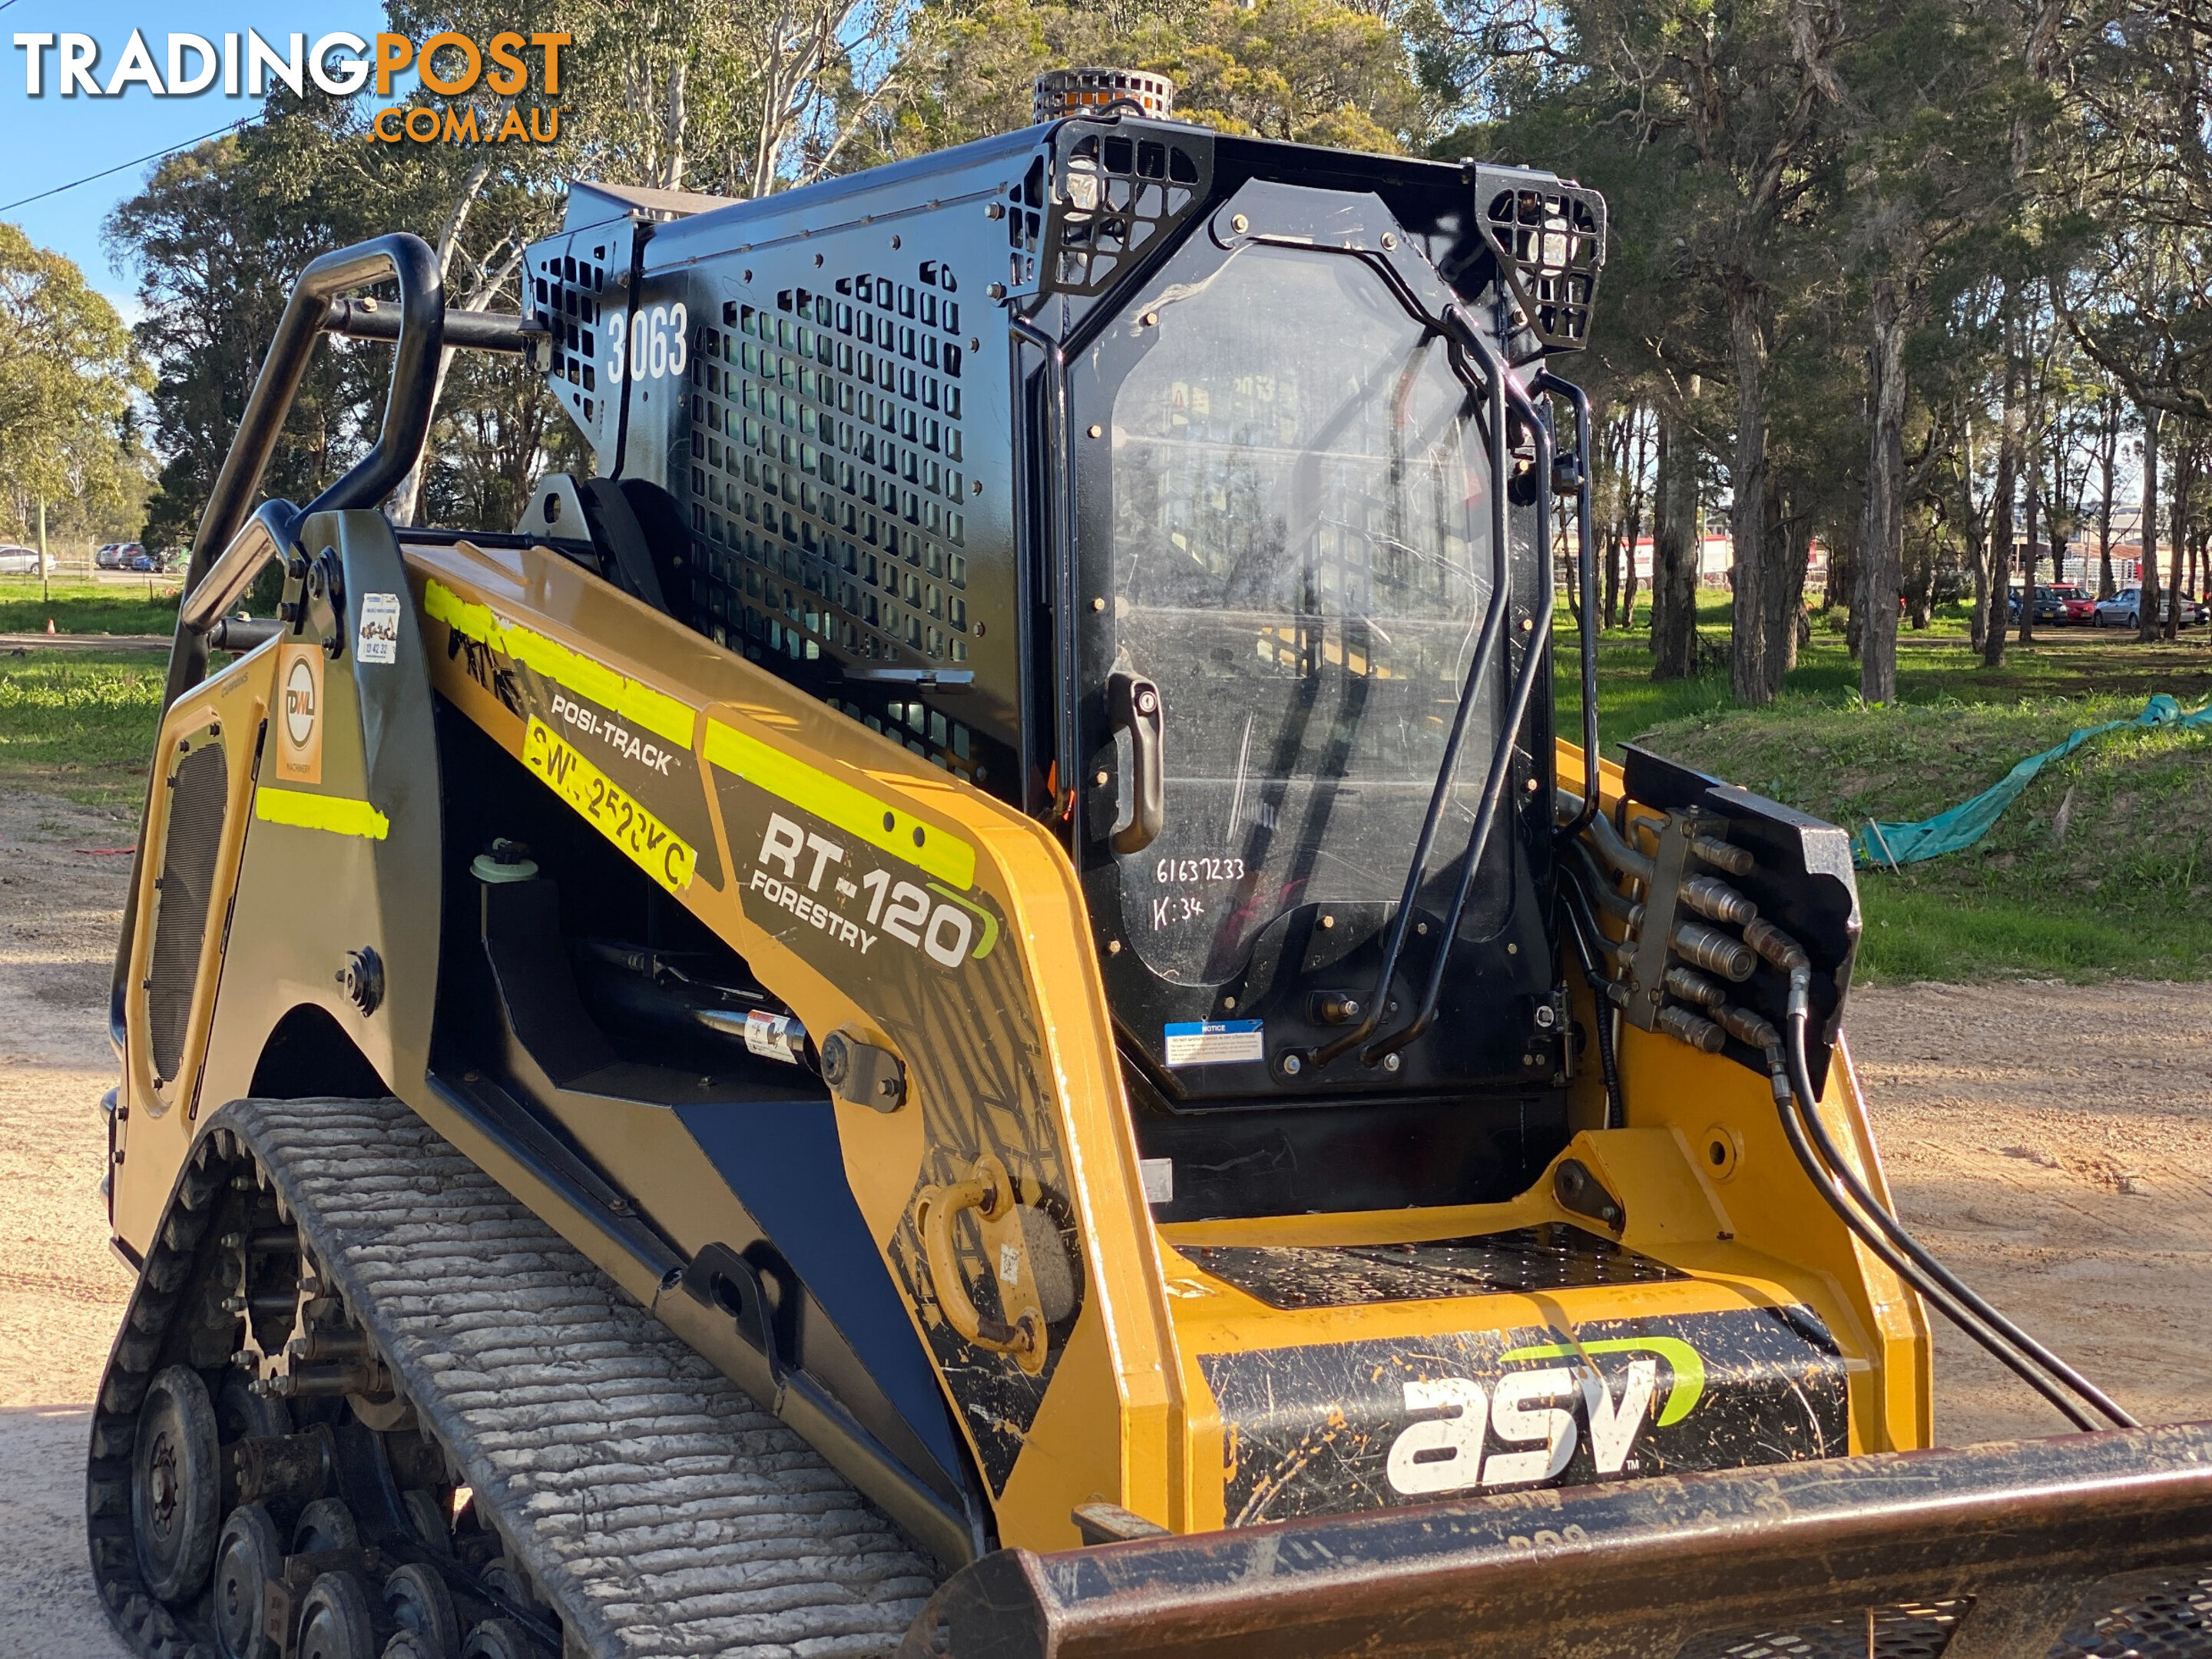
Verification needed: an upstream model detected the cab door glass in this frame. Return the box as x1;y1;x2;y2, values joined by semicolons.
1094;243;1501;985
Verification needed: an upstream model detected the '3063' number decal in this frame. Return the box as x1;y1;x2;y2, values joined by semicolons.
604;302;688;385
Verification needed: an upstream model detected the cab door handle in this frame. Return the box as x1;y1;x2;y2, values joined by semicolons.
1107;671;1164;855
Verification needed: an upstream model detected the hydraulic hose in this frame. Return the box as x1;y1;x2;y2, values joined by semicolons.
1778;982;2135;1431
1768;973;2134;1432
1555;886;1625;1130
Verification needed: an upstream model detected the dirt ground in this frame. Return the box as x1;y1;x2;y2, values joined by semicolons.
0;783;2205;1653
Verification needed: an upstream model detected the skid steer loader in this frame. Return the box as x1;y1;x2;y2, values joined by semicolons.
89;68;2212;1659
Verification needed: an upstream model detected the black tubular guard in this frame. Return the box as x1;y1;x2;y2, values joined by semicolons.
902;1422;2212;1658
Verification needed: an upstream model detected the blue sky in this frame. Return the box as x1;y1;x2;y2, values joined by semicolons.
2;0;382;313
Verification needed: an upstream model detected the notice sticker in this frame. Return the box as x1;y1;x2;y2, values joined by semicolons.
1164;1019;1264;1067
356;592;400;664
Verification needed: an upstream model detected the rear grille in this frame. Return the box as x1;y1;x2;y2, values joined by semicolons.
1671;1575;2212;1659
1674;1600;1970;1659
147;742;227;1084
2051;1570;2212;1657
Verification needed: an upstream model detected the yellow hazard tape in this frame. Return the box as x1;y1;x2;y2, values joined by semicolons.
255;787;390;840
425;579;696;749
704;719;975;890
524;717;697;895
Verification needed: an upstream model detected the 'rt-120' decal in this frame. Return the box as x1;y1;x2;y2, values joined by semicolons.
751;811;989;968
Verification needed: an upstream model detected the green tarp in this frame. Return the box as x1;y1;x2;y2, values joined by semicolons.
1852;694;2212;869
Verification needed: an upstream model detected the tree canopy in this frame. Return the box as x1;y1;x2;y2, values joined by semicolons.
100;0;2212;689
0;223;151;548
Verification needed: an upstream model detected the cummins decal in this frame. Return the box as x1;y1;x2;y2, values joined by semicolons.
1198;1305;1848;1526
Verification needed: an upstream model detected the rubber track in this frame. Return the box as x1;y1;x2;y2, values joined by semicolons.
90;1096;939;1659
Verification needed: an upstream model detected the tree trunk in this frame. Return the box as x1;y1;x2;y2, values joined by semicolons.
1606;526;1623;629
1624;410;1651;629
1765;492;1800;678
1983;346;2022;667
661;55;691;190
2164;432;2192;640
1651;409;1700;680
1726;281;1776;704
388;155;496;526
1968;535;1990;652
1858;278;1909;702
2096;399;2118;598
2140;405;2163;643
1780;501;1813;672
2018;469;2039;644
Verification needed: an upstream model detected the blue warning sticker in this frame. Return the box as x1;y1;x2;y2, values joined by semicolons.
1164;1019;1265;1067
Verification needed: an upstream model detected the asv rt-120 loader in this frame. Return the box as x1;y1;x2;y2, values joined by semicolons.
91;67;2212;1659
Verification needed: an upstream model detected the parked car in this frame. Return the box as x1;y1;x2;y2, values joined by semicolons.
2062;591;2099;623
0;545;40;575
94;541;141;569
2035;584;2086;624
2093;588;2207;628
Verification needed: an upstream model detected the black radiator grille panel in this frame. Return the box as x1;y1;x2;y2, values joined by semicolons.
1673;1600;1969;1659
686;271;969;674
1180;1224;1685;1310
2050;1570;2212;1657
683;267;995;782
147;742;227;1084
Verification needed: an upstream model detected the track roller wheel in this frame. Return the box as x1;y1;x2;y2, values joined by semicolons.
460;1619;551;1659
132;1364;223;1603
297;1570;379;1659
210;1502;284;1659
217;1369;293;1443
293;1496;362;1554
479;1557;539;1612
399;1488;453;1556
382;1562;460;1659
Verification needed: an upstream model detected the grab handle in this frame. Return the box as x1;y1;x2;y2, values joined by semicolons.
1106;671;1165;855
166;233;444;714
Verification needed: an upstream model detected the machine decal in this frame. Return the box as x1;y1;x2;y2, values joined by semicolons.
742;810;984;969
704;720;975;888
523;717;697;893
710;751;1084;1495
1199;1305;1848;1525
424;578;724;888
356;592;402;664
275;643;324;783
1164;1020;1264;1066
426;580;694;745
253;787;391;841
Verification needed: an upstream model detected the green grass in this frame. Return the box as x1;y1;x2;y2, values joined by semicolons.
1557;600;2212;983
0;650;166;805
0;578;180;637
1;581;2204;975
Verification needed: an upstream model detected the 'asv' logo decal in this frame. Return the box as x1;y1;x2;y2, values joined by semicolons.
1385;1337;1704;1495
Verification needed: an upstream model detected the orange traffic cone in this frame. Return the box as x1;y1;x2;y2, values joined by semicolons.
45;618;55;634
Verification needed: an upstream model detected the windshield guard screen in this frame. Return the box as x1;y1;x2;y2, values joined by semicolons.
1093;242;1512;986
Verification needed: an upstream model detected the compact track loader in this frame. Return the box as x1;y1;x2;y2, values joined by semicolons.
90;68;2212;1659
